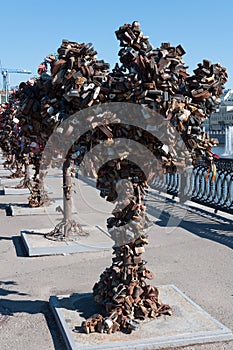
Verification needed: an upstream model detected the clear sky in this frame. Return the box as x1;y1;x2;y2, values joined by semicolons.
1;0;232;89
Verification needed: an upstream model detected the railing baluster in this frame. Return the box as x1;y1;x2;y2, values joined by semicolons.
150;158;233;214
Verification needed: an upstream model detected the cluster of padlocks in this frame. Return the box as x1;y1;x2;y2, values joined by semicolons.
0;21;227;334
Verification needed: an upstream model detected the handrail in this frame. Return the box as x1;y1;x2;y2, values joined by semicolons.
151;158;233;214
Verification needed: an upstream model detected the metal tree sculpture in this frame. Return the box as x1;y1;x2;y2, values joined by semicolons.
3;21;227;333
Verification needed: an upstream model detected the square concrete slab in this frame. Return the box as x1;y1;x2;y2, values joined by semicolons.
9;200;76;216
20;226;113;256
3;185;52;195
49;285;233;350
0;169;12;176
0;177;24;186
2;187;33;195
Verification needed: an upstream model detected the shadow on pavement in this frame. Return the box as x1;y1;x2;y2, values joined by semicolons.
0;280;66;350
74;176;233;250
0;235;27;257
152;206;233;249
12;236;27;257
0;281;28;297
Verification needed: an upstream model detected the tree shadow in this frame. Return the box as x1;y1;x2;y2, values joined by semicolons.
0;281;28;297
0;235;27;257
0;280;66;350
0;203;8;211
76;176;233;249
51;292;103;334
147;197;233;249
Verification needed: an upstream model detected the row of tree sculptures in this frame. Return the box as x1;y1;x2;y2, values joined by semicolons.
0;21;227;334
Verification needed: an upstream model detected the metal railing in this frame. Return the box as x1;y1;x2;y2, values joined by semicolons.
151;158;233;214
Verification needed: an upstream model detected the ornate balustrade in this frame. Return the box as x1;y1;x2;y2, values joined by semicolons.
151;158;233;214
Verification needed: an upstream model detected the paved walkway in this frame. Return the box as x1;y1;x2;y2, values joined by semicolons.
0;167;232;350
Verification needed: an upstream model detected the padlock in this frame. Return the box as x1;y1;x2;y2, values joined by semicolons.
134;246;145;255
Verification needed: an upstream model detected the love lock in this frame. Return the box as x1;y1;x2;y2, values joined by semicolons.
125;319;140;332
143;269;154;280
93;86;101;100
104;318;113;330
133;256;142;264
111;321;120;333
132;285;144;299
134;246;145;255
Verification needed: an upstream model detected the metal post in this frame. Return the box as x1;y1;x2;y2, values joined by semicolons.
3;71;9;103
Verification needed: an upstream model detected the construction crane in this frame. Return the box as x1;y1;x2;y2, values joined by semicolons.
1;67;32;102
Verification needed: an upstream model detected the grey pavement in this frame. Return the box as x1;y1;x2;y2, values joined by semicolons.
0;168;233;350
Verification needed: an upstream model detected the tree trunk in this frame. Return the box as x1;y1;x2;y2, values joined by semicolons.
63;158;72;237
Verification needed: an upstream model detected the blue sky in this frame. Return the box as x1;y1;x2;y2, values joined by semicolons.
1;0;233;89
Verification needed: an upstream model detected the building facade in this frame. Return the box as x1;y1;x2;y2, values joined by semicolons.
207;89;233;132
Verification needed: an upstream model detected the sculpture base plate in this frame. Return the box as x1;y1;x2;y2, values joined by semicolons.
0;169;12;176
20;226;113;256
49;285;233;350
0;178;24;186
8;200;75;216
2;186;52;195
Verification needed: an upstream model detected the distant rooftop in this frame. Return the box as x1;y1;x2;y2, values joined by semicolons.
221;89;233;105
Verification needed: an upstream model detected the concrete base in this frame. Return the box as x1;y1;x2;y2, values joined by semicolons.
0;178;24;186
8;200;76;216
0;169;12;176
20;226;113;256
49;285;233;350
3;187;32;195
2;186;52;195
